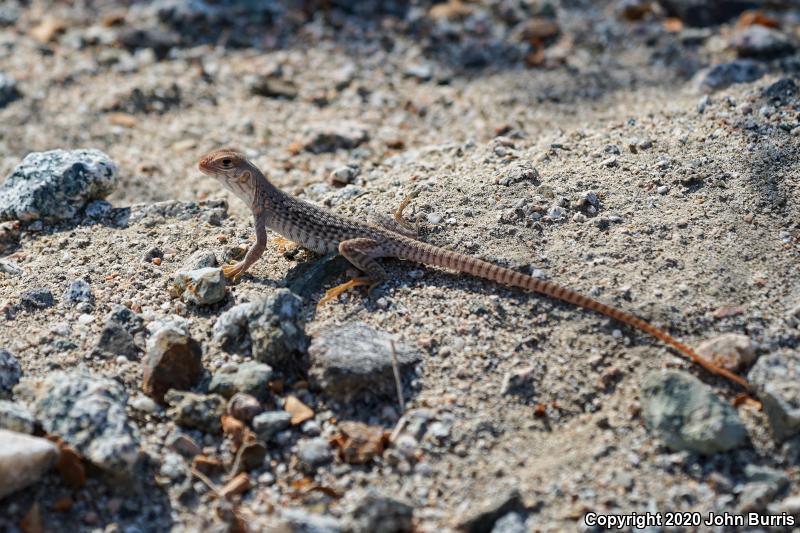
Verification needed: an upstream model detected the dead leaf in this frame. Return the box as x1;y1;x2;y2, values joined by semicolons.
736;10;779;29
107;112;137;128
712;305;745;318
221;472;251;499
331;421;388;464
221;415;247;449
284;395;314;425
193;454;224;476
20;503;43;533
733;394;762;410
52;496;73;513
56;445;85;489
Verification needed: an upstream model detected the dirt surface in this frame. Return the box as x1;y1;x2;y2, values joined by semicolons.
1;1;799;532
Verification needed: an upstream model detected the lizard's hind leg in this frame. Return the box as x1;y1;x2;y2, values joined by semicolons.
317;238;387;307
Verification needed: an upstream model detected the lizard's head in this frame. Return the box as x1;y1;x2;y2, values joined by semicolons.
199;148;259;203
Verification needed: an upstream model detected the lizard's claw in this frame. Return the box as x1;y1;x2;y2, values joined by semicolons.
317;277;377;309
222;263;245;281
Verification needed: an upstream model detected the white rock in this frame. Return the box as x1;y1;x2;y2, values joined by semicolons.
0;429;59;499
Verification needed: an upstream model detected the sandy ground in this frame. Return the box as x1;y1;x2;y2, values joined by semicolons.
0;1;799;531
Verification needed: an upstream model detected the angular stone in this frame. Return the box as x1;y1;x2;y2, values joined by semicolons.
142;324;203;402
252;411;292;441
641;370;747;454
0;349;21;399
171;267;227;305
165;391;225;433
749;350;800;441
209;361;272;400
456;489;526;533
0;430;59;499
20;287;55;310
92;322;138;359
63;279;94;306
699;60;764;92
0;72;20;108
308;322;420;400
0;149;117;222
297;437;333;471
302;121;369;153
696;333;757;371
0;400;35;433
731;25;793;58
213;289;307;368
346;490;414;533
23;370;140;476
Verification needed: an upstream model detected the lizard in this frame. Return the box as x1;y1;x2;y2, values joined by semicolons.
198;147;749;390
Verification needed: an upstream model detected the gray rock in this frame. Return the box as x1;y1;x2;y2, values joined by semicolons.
696;333;756;371
209;361;273;400
762;78;797;106
279;508;343;533
457;489;526;533
249;75;298;99
659;0;755;27
699;60;764;92
738;464;790;512
0;72;20;108
493;161;539;186
308;322;420;400
492;512;528;533
641;370;747;454
732;25;793;58
297;437;333;470
0;429;59;499
0;400;35;433
63;279;94;306
171;267;226;305
92;321;139;360
20;287;55;310
302;121;369;153
165;391;225;433
24;370;140;476
749;350;800;440
107;304;145;334
328;165;360;186
252;410;292;441
346;491;413;533
0;349;21;398
213;289;307;368
0;149;117;222
143;323;203;402
181;250;218;270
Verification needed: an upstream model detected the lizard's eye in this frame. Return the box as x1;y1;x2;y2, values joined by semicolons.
221;158;232;167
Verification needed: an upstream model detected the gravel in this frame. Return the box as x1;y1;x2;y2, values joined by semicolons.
0;400;35;433
0;72;20;108
0;149;117;222
297;437;334;471
1;1;799;529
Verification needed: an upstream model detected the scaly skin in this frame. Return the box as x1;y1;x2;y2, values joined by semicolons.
198;147;749;389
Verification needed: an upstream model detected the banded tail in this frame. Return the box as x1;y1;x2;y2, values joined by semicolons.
397;240;749;389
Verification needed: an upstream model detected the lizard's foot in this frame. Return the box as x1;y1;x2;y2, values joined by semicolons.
222;262;246;281
317;276;376;308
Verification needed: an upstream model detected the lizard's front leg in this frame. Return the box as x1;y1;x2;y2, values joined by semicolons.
317;238;387;307
223;211;268;280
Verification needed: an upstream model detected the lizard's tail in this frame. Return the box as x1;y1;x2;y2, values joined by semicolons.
398;241;749;389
